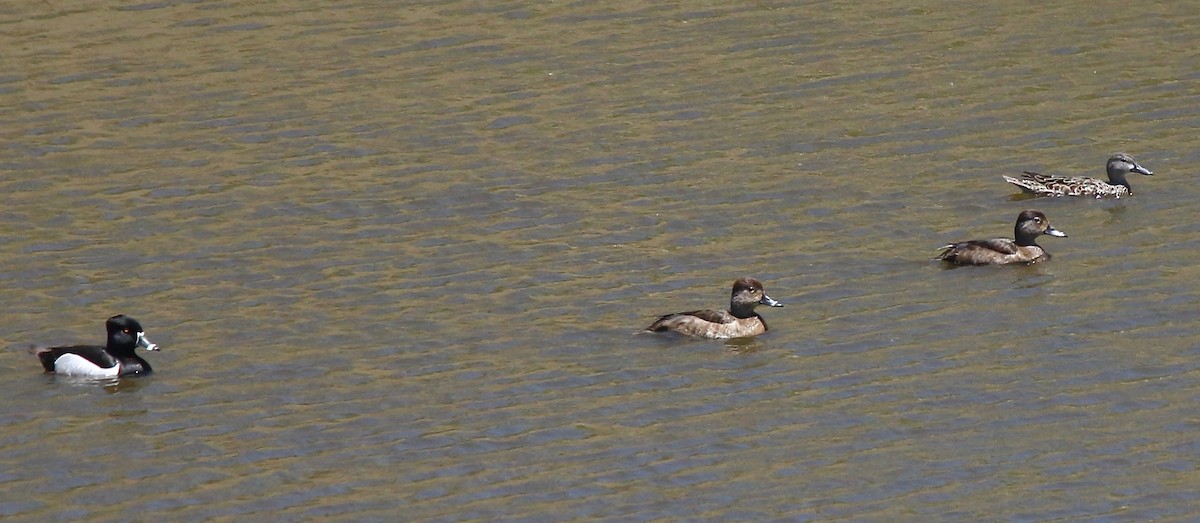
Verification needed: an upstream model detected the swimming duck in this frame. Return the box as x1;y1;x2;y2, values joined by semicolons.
937;210;1067;265
646;277;783;339
34;315;160;377
1003;153;1153;198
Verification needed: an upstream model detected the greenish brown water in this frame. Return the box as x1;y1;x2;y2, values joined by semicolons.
3;1;1200;520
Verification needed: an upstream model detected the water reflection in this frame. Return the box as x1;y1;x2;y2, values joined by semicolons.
43;374;150;394
723;337;764;354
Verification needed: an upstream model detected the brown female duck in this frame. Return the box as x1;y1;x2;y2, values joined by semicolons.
647;277;783;339
937;210;1067;265
1003;153;1153;198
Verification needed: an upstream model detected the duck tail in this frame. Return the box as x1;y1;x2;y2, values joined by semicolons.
1002;175;1038;193
933;244;957;261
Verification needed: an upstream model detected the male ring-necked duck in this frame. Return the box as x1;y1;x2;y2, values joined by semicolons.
937;210;1067;266
646;277;783;339
1003;153;1153;198
34;315;160;377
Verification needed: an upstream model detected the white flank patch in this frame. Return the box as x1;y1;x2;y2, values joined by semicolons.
54;354;121;378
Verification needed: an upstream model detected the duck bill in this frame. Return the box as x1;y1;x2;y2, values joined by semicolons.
760;294;783;307
137;332;160;351
1044;226;1067;238
1133;164;1153;175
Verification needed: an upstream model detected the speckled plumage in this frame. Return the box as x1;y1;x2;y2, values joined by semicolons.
1002;153;1153;198
937;210;1067;266
647;277;783;339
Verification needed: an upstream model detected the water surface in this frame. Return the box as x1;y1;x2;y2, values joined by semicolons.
3;1;1200;520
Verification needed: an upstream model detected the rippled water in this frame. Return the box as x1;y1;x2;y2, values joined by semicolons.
3;1;1200;520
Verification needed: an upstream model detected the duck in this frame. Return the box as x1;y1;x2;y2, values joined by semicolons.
34;315;160;377
937;210;1067;266
1002;152;1153;198
646;277;783;339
